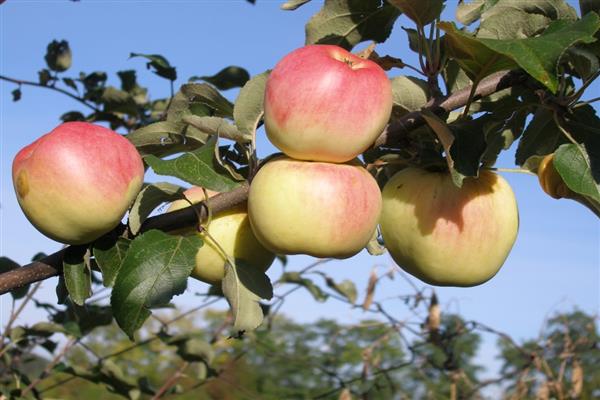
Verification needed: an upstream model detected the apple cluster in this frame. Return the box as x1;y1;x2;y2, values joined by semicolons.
247;45;391;261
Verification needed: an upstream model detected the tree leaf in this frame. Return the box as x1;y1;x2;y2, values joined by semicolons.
442;13;600;92
126;121;208;157
554;143;600;202
387;0;444;26
144;137;241;192
481;0;577;22
180;83;234;119
63;246;92;306
318;273;358;304
130;52;177;81
191;66;250;90
93;237;132;287
515;108;565;165
477;9;550;39
222;260;273;334
45;39;71;72
162;333;215;364
0;257;28;299
111;230;202;339
456;0;485;25
580;0;600;16
390;75;429;117
233;71;269;137
183;115;251;143
279;272;328;302
281;0;312;10
128;182;186;235
11;88;21;102
305;0;401;50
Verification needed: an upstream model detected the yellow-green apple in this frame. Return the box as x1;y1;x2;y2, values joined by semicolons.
264;45;392;163
12;122;144;244
380;168;519;287
537;153;575;199
166;187;275;285
248;156;382;258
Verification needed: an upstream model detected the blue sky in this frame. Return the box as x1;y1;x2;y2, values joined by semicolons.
1;0;598;378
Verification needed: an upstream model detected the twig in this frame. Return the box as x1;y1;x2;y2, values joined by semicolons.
151;361;189;400
0;74;100;112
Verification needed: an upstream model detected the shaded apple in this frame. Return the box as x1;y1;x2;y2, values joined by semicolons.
380;168;519;287
167;187;275;285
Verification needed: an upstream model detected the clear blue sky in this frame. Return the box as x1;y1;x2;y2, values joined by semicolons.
1;0;598;377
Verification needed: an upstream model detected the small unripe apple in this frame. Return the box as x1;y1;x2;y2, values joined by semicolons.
248;156;382;258
12;122;144;244
264;45;393;163
380;168;519;287
167;187;275;285
537;153;575;199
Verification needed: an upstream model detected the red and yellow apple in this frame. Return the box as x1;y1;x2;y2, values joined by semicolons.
248;156;382;258
12;122;144;244
380;168;519;287
264;45;393;163
167;187;275;285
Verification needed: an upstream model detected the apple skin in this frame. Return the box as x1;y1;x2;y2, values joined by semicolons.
12;122;144;245
167;187;275;285
264;45;392;163
380;168;519;287
248;156;382;258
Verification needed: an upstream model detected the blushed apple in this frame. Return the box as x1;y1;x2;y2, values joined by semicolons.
12;122;144;244
167;187;275;285
264;45;393;163
248;156;382;258
380;168;519;287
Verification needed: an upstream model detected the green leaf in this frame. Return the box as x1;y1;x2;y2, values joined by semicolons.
387;0;444;26
0;257;28;299
191;66;250;90
11;88;21;102
163;333;215;363
233;71;269;137
318;273;358;304
477;9;550;39
515;108;565;165
455;0;484;25
60;111;86;123
144;137;241;192
442;13;600;92
439;22;518;83
566;46;600;80
554;143;600;202
128;182;186;235
101;86;138;117
183;115;251;143
38;69;51;86
45;39;71;72
222;260;273;333
481;0;578;22
305;0;401;50
63;77;77;91
390;76;429;117
93;237;131;287
126;121;207;157
281;0;312;10
279;272;328;302
111;230;202;339
130;52;177;81
117;70;137;92
63;246;92;306
180;83;234;119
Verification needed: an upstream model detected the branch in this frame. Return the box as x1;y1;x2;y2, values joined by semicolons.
0;74;100;112
0;70;526;296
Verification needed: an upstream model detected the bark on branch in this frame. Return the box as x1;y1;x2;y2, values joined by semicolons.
0;70;525;296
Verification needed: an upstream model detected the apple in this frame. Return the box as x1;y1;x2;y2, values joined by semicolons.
264;44;393;163
537;153;575;199
248;156;382;258
166;187;275;285
380;168;519;287
12;122;144;245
